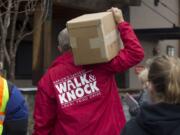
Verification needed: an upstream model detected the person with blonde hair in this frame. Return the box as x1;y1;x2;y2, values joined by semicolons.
138;68;148;89
137;68;152;105
121;55;180;135
128;68;151;116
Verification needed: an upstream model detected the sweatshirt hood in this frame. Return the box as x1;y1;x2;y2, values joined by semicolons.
136;103;180;135
50;51;73;68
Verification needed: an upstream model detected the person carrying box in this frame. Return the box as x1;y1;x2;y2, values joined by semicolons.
33;7;144;135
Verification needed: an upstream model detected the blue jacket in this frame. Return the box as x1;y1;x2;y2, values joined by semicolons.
2;82;28;135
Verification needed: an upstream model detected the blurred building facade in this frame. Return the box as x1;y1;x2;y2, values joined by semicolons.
32;0;141;87
15;0;180;89
129;0;180;88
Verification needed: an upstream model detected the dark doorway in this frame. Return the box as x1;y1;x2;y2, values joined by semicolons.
15;41;32;79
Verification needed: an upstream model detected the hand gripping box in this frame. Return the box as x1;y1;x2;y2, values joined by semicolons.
66;12;122;65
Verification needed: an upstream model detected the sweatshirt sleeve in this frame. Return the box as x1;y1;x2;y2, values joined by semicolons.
3;85;28;135
104;21;144;73
33;74;57;135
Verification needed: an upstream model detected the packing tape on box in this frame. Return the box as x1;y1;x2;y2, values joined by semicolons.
89;30;118;58
69;29;119;58
104;30;119;46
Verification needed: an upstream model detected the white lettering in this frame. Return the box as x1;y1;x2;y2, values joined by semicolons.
74;77;82;87
90;82;99;92
75;88;85;98
84;84;91;94
67;90;77;101
59;93;68;104
67;80;76;90
55;82;67;94
80;74;89;85
55;71;101;107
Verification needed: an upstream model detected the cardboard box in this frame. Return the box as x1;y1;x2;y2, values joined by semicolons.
67;12;122;65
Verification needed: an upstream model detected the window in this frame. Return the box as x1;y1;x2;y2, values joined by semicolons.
167;45;175;56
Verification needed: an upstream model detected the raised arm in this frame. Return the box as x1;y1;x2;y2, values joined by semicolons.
105;7;144;73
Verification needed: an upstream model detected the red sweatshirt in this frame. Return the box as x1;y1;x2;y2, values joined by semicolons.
33;22;144;135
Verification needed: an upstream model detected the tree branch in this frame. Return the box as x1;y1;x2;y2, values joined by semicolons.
4;0;12;29
0;0;50;79
0;0;10;9
14;31;33;54
14;0;50;54
10;1;38;55
9;0;19;57
0;15;4;32
3;44;10;65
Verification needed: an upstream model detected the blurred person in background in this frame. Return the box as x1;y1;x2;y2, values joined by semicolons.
0;76;28;135
121;55;180;135
128;68;151;116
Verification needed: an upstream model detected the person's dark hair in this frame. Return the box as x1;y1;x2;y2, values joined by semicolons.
57;28;71;52
148;55;180;104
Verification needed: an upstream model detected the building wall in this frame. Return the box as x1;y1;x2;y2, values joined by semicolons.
52;18;68;59
130;0;179;28
129;0;179;89
129;40;157;88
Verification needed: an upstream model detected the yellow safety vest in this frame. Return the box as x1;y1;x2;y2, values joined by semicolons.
0;76;9;135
